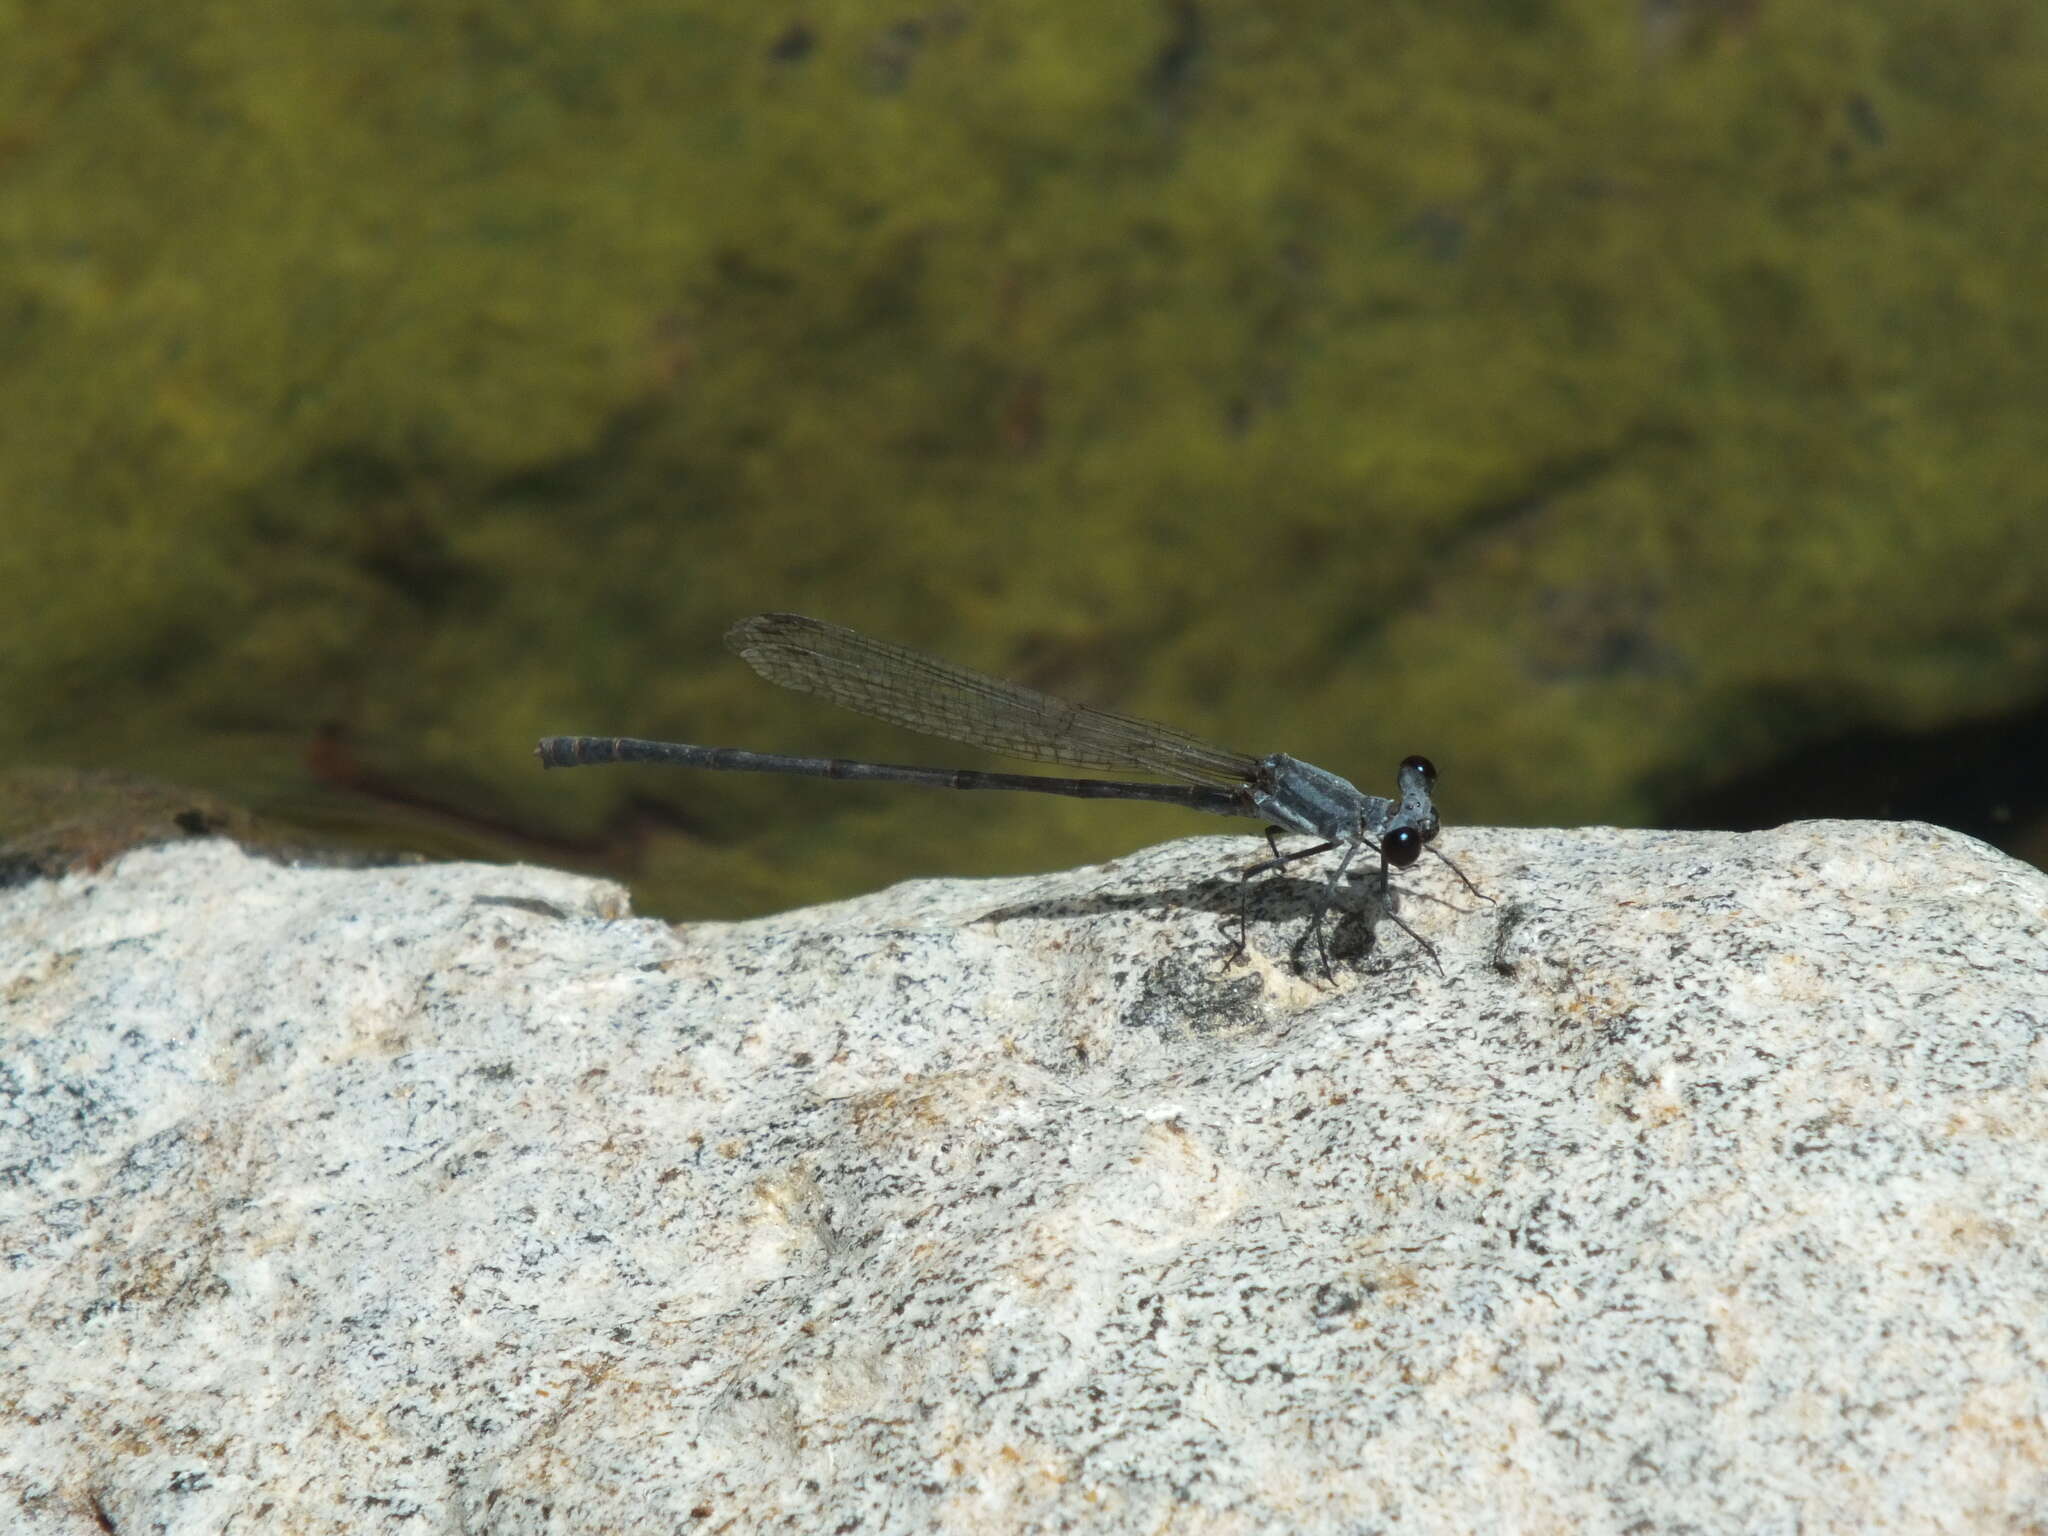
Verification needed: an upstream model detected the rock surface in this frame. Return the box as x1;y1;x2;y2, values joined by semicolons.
3;824;2046;1533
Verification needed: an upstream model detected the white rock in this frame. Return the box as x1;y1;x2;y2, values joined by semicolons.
2;824;2045;1533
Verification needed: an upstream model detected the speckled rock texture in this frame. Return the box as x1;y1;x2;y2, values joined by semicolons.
4;824;2046;1533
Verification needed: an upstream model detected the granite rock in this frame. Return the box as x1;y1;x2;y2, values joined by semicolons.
3;824;2046;1532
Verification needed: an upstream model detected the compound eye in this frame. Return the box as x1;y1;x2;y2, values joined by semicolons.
1400;754;1438;789
1384;825;1423;869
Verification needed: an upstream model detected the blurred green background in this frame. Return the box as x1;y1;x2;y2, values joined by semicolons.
4;0;2045;915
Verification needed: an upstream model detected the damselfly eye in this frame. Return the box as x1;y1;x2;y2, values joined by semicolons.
1384;825;1423;869
1400;755;1437;789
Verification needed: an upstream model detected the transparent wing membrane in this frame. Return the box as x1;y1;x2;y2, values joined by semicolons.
726;612;1258;786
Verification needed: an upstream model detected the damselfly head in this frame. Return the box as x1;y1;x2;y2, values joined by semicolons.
1390;754;1443;852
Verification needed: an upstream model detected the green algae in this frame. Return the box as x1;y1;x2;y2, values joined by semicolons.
1;0;2043;916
